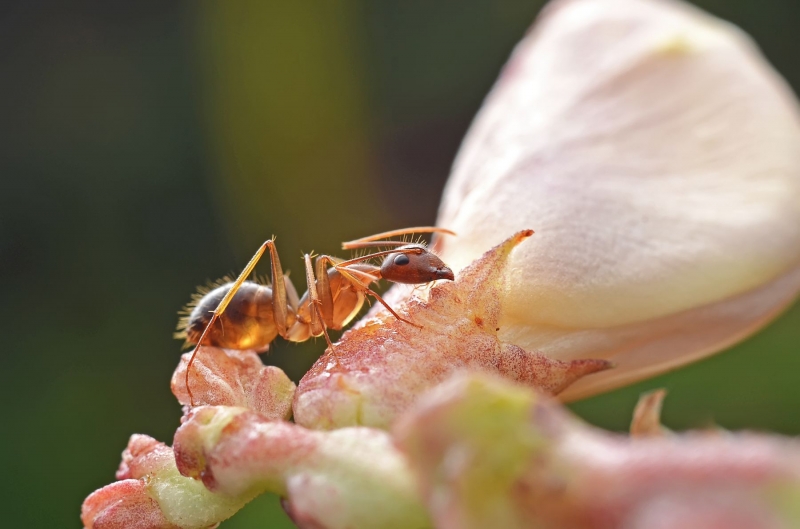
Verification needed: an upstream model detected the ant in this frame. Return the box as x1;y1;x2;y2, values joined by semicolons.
176;227;456;405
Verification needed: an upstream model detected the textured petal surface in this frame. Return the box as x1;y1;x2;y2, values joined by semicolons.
82;479;177;529
394;373;800;529
436;0;800;396
171;347;295;419
293;231;611;430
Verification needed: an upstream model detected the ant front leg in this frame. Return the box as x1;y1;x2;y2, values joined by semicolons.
335;265;423;329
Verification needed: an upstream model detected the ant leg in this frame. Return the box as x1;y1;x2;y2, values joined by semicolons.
185;238;287;406
342;226;456;250
314;255;336;328
265;242;290;337
302;254;324;336
303;254;336;354
337;267;423;329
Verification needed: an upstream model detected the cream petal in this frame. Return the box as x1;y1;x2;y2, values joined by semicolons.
552;266;800;400
437;0;800;394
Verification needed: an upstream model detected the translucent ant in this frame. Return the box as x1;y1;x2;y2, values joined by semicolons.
176;227;456;405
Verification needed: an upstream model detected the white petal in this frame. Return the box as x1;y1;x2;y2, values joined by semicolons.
436;0;800;397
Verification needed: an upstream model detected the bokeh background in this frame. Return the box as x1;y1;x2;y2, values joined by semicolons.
1;1;798;527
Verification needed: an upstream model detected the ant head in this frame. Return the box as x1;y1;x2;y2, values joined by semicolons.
380;244;455;284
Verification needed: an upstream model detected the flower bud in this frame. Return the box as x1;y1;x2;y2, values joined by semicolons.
173;406;430;529
81;433;256;529
395;373;800;529
171;347;295;418
437;0;800;399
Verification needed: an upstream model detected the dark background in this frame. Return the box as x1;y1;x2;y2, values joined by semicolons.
1;1;798;527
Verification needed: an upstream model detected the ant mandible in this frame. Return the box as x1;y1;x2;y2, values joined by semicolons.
176;227;456;405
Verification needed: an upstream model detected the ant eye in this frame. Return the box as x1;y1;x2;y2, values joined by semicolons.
394;254;410;266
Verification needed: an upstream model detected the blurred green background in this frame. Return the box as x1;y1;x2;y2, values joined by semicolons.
1;1;798;527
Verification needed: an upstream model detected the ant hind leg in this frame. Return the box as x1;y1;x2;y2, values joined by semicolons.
185;238;286;406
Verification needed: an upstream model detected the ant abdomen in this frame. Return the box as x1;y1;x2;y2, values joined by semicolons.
181;281;291;352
